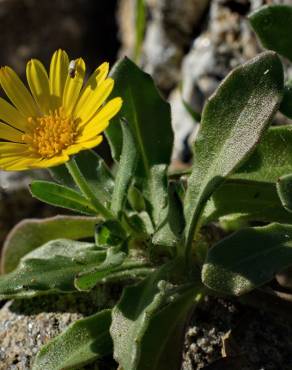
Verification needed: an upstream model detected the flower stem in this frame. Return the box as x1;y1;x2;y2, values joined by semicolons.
66;157;114;219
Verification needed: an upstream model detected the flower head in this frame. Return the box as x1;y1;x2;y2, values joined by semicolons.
0;50;122;170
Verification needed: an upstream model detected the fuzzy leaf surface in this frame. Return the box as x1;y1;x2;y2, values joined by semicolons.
111;121;138;215
75;257;153;291
204;179;292;224
184;52;283;246
110;261;199;370
276;174;292;213
30;180;96;215
249;5;292;62
33;309;112;370
234;126;292;182
106;57;173;176
202;223;292;295
0;239;112;299
152;182;185;247
1;215;98;274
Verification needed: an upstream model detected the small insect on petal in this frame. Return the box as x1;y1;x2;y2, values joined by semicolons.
68;60;77;78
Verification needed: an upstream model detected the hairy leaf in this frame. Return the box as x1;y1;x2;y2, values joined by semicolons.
202;223;292;295
0;239;106;299
277;174;292;213
184;52;283;248
95;219;127;247
111;120;138;216
234;126;292;182
33;309;112;370
30;180;96;215
249;5;292;62
110;261;199;370
1;215;98;274
148;165;168;226
152;181;185;247
204;179;292;225
75;258;153;291
106;57;173;177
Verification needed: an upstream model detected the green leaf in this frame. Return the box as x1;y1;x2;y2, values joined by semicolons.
75;257;153;292
203;179;292;225
279;83;292;119
172;125;292;183
125;211;154;236
234;125;292;183
202;223;292;295
148;165;168;226
95;220;127;247
276;173;292;212
249;5;292;62
131;284;200;370
110;261;200;370
74;247;126;291
106;57;173;177
128;185;146;212
33;309;112;370
184;52;283;248
111;120;138;216
1;215;98;274
0;239;106;299
50;150;114;204
152;181;185;247
30;180;96;215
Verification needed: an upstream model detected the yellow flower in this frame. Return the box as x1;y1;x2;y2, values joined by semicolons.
0;49;122;171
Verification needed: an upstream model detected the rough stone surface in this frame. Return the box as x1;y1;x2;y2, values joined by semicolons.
142;0;210;91
182;296;292;370
117;0;292;161
0;286;119;369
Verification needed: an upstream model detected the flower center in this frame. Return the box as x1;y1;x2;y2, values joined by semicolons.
23;107;76;158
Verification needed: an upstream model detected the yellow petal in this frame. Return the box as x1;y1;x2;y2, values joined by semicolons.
49;49;69;109
33;154;70;169
0;122;23;142
65;136;103;156
0;150;69;170
77;97;122;141
63;58;86;116
73;62;109;119
0;97;27;131
26;59;51;114
74;78;114;124
0;154;37;171
0;66;38;117
0;142;28;155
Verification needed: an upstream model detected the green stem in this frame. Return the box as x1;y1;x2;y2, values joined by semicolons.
66;157;114;219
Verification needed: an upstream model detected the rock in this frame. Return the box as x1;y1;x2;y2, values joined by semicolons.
169;88;198;162
170;0;292;160
142;21;184;91
117;0;136;58
142;0;210;91
117;0;210;91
